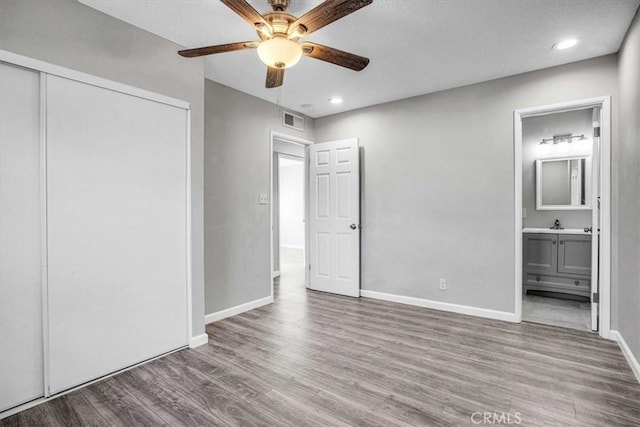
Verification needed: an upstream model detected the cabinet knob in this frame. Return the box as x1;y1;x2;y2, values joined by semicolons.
536;275;540;282
575;281;580;286
552;240;556;244
560;240;564;245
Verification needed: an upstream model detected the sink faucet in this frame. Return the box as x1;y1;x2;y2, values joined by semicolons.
551;219;562;230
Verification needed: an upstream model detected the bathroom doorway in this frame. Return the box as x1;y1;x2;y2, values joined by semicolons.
514;97;611;337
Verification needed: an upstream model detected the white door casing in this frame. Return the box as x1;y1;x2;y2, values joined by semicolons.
591;107;601;331
309;138;360;297
514;96;612;339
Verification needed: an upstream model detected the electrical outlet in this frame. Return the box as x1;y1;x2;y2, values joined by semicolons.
439;278;447;290
522;208;527;218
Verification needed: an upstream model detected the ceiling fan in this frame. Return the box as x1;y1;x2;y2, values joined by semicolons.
178;0;372;88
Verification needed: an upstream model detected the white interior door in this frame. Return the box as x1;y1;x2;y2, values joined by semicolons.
591;107;601;331
0;63;44;411
46;75;189;394
309;138;360;297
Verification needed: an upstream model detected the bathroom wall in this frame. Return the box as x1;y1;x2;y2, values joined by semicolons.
522;109;594;229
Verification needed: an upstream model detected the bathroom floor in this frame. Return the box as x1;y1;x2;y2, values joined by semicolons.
523;292;592;331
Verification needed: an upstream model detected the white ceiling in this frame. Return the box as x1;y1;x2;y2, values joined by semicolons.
81;0;639;118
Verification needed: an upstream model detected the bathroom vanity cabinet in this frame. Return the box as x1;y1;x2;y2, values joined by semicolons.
523;232;592;297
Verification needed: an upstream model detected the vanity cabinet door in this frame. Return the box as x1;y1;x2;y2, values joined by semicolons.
523;233;557;275
558;235;592;276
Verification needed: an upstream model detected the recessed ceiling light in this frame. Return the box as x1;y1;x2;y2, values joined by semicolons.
300;104;313;109
552;38;579;50
329;97;343;104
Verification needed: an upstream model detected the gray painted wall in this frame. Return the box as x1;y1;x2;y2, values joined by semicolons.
315;55;618;314
204;80;314;314
617;11;640;367
0;0;206;336
522;109;593;229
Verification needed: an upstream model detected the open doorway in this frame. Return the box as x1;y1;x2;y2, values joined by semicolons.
270;133;362;301
270;132;312;301
274;154;305;296
514;97;611;338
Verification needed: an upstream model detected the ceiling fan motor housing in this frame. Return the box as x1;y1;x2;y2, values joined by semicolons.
258;12;298;40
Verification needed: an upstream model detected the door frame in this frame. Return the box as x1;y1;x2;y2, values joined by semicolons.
269;131;313;300
514;96;612;339
273;152;306;277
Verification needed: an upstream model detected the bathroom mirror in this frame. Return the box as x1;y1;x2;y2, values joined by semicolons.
536;156;591;210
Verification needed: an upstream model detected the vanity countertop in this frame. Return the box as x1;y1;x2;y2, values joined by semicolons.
522;227;591;235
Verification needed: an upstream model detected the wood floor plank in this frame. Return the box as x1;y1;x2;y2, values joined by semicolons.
3;264;639;426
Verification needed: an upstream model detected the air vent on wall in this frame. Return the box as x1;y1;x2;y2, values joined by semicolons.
283;111;304;131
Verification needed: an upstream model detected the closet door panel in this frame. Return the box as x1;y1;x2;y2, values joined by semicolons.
46;75;188;394
0;63;44;411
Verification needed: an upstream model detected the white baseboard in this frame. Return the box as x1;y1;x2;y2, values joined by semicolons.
280;245;304;249
360;290;519;323
205;296;273;325
189;333;208;348
611;330;640;384
273;271;280;278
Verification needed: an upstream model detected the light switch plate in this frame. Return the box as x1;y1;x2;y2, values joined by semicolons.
522;208;527;218
259;193;268;205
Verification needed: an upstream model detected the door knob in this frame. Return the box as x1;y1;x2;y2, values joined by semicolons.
350;224;357;230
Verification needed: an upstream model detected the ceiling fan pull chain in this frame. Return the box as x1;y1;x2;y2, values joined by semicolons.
276;86;282;111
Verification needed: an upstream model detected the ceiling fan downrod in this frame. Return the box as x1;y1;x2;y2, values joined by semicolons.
269;0;289;12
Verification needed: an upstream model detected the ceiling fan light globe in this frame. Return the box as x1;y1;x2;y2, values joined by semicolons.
257;37;302;69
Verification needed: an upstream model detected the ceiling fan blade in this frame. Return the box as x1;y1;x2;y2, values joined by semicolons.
220;0;272;35
288;0;372;38
301;42;369;71
178;41;259;58
266;67;284;88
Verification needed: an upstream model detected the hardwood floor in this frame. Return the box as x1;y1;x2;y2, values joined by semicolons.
2;253;639;426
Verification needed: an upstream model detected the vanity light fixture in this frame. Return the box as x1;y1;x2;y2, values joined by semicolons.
539;133;586;145
552;38;579;50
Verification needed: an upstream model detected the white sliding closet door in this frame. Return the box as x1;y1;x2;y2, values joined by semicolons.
46;75;189;394
0;63;44;411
